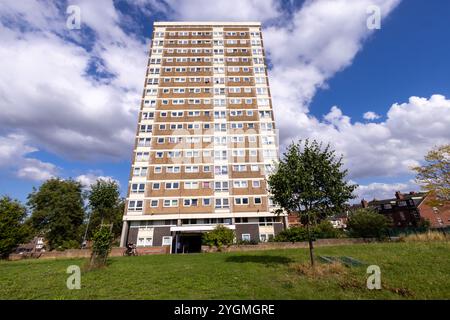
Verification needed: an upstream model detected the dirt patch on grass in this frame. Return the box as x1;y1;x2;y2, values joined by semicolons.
338;277;415;298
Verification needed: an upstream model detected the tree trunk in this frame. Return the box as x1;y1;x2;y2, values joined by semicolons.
306;213;315;267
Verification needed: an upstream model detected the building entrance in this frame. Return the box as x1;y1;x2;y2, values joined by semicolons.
175;233;203;253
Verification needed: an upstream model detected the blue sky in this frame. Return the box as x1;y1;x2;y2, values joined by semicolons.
0;0;449;204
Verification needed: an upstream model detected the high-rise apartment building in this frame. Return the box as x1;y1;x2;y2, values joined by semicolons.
120;22;286;253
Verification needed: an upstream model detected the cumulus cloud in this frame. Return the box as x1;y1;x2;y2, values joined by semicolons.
363;111;381;121
76;172;119;188
0;0;145;161
0;134;59;181
356;180;419;202
1;0;449;195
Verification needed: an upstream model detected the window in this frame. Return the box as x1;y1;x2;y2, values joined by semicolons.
154;166;162;173
138;138;151;147
128;200;143;211
203;198;211;206
152;183;160;190
214;165;228;175
150;200;159;207
235;198;249;205
233;165;246;172
162;236;172;246
254;197;262;205
165;182;179;190
183;198;199;207
233;180;248;188
214;181;229;191
184;181;199;189
166;166;181;173
215;198;230;209
242;234;251;241
163;199;178;207
185;166;199;173
133;167;148;177
252;180;261;188
131;184;145;194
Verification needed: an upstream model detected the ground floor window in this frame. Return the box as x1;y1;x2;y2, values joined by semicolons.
242;234;251;241
259;234;274;242
137;237;153;247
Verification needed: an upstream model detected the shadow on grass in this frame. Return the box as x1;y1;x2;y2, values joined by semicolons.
225;255;293;265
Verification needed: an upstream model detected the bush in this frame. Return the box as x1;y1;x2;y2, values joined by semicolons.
202;225;235;251
273;220;345;243
56;240;80;251
313;220;346;239
347;209;391;239
90;227;113;268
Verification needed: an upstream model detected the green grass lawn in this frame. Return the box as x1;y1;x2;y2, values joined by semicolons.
0;241;449;300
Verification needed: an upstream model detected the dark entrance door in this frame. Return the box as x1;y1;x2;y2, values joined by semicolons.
177;233;202;253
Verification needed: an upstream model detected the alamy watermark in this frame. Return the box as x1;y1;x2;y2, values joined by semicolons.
367;5;381;30
66;265;81;290
66;5;81;30
366;265;381;290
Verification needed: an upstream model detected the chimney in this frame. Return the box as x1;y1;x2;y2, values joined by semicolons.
361;199;368;208
395;191;404;200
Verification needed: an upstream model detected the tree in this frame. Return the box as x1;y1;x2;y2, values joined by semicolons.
268;140;357;267
0;196;31;258
347;208;391;239
27;178;85;250
202;225;235;252
90;226;114;268
413;144;450;200
86;179;123;240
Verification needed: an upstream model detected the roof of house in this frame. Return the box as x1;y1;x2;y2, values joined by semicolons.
368;192;428;207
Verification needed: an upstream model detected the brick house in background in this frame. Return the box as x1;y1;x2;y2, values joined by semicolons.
362;191;450;229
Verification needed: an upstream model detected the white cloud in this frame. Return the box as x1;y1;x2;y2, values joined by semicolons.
363;111;381;121
1;0;449;191
76;172;119;188
0;0;146;161
356;180;419;202
0;134;59;181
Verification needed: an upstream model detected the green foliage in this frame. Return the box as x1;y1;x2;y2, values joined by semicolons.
274;221;345;243
27;178;85;250
85;197;124;240
413;144;450;200
274;227;310;243
268;139;357;265
347;208;391;239
314;220;346;239
0;196;31;258
202;225;235;251
87;179;121;224
90;226;114;267
268;139;357;222
417;217;431;230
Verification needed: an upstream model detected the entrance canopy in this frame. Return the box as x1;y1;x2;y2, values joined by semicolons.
170;225;236;232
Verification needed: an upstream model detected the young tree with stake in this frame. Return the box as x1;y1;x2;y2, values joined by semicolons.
268;140;357;267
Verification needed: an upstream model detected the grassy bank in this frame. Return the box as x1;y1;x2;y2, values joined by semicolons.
0;241;448;299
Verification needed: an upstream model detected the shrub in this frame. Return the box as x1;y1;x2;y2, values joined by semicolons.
313;220;346;239
273;220;345;243
202;225;235;251
90;227;113;268
347;209;391;239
